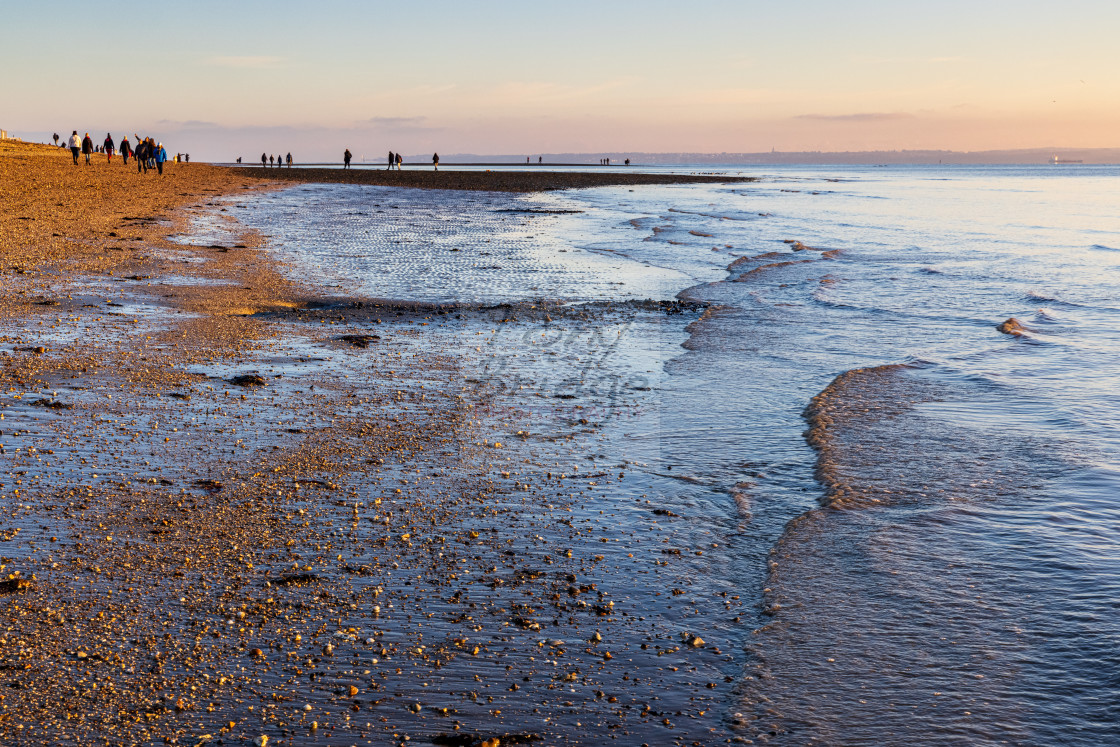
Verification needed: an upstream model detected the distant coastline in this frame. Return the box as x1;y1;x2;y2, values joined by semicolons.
421;148;1120;166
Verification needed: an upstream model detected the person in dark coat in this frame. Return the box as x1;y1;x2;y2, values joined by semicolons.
103;133;115;164
81;133;94;165
433;153;439;171
387;151;394;170
343;149;352;169
120;137;131;165
136;139;148;173
261;152;267;167
396;152;402;170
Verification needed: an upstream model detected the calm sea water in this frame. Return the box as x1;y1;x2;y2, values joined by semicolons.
218;164;1120;744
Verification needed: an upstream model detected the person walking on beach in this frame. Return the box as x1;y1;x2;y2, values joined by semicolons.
81;133;94;165
134;139;146;173
68;131;81;165
286;152;292;168
387;151;394;170
53;133;60;146
396;152;402;170
120;136;131;165
261;153;267;167
344;149;352;169
269;154;275;167
103;133;115;164
432;152;439;171
155;142;167;175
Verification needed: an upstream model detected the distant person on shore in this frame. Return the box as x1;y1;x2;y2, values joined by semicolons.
68;131;81;165
433;152;439;171
120;136;131;165
81;133;93;165
269;154;275;167
261;153;267;167
185;153;190;163
538;156;542;164
155;142;167;175
387;151;394;170
526;157;530;164
625;158;630;166
236;156;241;164
103;133;115;164
286;152;292;168
344;149;352;168
53;133;60;146
396;152;402;170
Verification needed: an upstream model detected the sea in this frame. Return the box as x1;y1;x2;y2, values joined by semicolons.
208;163;1120;744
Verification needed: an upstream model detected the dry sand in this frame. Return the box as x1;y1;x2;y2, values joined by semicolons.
0;142;745;746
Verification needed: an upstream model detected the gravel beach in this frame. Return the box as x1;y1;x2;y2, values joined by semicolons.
1;142;745;746
234;167;752;193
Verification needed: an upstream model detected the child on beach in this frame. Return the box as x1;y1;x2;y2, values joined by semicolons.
68;131;81;165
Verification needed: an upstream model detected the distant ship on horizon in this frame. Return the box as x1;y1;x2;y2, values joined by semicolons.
1050;154;1084;164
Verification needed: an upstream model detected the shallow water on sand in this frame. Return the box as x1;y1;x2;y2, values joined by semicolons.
219;165;1120;745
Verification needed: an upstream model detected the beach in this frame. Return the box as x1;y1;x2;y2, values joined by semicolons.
4;141;1119;747
0;142;744;746
235;167;751;193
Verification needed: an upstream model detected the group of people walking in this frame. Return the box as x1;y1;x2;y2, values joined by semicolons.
260;153;293;168
64;131;169;174
339;151;438;170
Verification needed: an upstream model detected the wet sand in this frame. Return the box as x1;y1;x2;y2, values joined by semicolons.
235;166;753;193
1;142;745;746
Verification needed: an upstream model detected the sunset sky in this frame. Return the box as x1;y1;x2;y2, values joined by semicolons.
5;0;1119;160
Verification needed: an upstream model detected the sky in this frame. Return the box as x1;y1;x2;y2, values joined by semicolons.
4;0;1120;161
